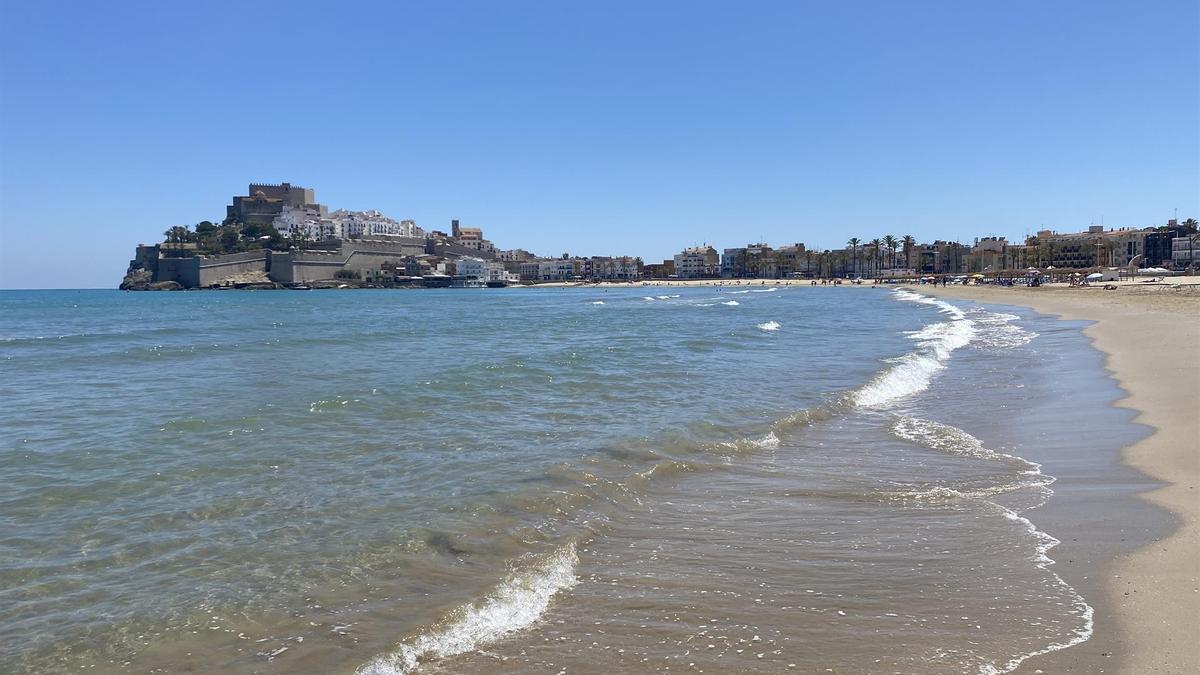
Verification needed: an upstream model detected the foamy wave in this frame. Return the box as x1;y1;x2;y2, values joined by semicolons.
852;291;974;407
967;309;1038;350
757;321;781;332
722;300;739;306
357;543;579;675
656;295;672;300
750;287;778;293
590;301;605;305
892;417;1043;475
642;296;655;301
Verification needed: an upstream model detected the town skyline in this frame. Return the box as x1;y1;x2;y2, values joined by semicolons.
120;180;1197;290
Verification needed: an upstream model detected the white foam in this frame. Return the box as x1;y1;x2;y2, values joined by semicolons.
656;295;672;300
590;301;605;305
757;321;781;331
750;287;778;293
642;296;655;301
888;416;1091;674
722;300;740;306
357;543;579;675
979;506;1094;675
966;308;1038;350
852;291;975;407
892;417;1042;475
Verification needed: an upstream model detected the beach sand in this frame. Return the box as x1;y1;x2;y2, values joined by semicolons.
910;281;1199;673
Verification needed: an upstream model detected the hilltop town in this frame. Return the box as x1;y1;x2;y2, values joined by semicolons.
121;182;1198;290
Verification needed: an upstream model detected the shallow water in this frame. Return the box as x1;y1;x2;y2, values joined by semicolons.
0;286;1139;673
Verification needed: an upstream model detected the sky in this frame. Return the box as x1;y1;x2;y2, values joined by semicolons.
1;0;1197;288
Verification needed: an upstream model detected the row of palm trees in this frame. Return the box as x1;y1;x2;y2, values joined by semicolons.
843;234;918;276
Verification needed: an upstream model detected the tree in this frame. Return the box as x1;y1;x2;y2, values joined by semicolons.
846;237;860;276
219;227;240;251
868;238;882;277
902;235;916;270
882;235;898;270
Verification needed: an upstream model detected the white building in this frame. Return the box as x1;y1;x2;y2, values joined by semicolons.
273;205;338;241
497;248;535;262
674;245;719;278
456;257;488;279
330;209;422;239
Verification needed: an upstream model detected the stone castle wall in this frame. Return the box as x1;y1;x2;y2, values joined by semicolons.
140;237;435;287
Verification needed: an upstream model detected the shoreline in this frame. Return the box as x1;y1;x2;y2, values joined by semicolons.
907;282;1199;673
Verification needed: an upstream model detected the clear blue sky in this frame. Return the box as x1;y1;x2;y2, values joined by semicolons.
1;0;1197;288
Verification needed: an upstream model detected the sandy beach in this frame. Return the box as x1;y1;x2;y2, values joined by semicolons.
908;280;1199;673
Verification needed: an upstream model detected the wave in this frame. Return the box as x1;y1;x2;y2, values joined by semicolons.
892;417;1043;475
851;291;975;407
750;287;778;293
722;300;739;306
590;301;605;305
966;308;1038;350
757;321;781;331
357;543;579;675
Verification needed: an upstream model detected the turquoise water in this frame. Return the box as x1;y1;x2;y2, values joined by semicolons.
0;286;1132;673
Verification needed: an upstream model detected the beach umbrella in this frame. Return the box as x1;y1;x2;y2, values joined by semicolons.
971;273;984;278
1086;273;1103;280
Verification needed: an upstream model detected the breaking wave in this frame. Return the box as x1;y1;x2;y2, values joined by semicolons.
851;290;975;407
357;544;579;675
757;321;781;332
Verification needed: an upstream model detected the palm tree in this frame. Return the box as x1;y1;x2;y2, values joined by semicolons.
163;225;191;252
882;235;898;270
847;237;860;276
902;235;916;271
868;238;882;277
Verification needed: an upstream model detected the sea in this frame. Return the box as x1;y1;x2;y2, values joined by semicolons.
0;285;1145;674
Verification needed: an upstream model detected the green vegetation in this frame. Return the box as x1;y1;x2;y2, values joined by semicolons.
160;220;286;256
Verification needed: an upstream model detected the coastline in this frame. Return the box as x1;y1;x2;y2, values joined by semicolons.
907;281;1199;673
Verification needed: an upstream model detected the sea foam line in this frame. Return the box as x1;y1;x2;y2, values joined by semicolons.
889;416;1091;674
356;543;579;675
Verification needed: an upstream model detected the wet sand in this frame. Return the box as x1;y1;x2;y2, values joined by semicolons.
911;281;1200;674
